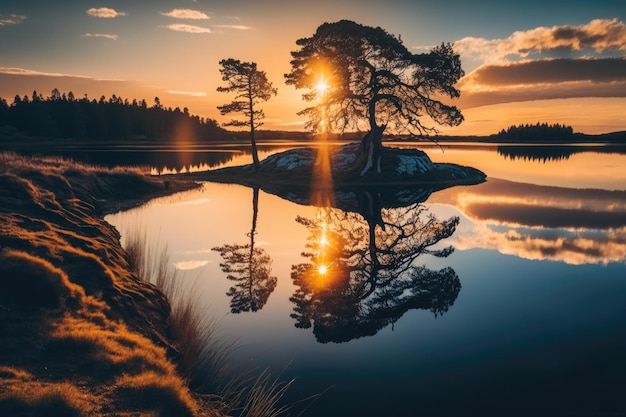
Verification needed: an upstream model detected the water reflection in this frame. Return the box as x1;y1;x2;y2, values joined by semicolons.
290;200;461;343
10;144;293;173
497;144;626;162
429;178;626;265
212;187;277;313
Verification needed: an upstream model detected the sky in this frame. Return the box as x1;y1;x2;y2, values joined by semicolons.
1;0;625;135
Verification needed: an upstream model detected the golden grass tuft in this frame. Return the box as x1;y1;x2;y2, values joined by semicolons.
47;315;179;379
0;366;32;380
0;381;92;417
115;371;197;417
0;248;86;309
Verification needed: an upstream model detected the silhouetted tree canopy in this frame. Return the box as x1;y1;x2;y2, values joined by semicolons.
217;59;277;170
0;89;225;141
285;20;464;175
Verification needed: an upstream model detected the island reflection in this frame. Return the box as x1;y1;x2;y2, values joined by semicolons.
288;192;461;344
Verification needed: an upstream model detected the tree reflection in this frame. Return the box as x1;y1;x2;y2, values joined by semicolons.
290;199;460;343
213;188;277;313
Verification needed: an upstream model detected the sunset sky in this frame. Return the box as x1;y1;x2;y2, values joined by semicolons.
1;0;625;135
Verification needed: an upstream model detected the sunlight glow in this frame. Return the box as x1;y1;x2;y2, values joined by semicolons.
315;79;329;95
318;265;328;275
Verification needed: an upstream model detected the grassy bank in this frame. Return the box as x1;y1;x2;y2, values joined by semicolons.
0;152;216;416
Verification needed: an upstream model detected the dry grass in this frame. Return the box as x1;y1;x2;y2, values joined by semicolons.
116;371;197;417
0;152;210;417
0;381;93;417
125;230;235;386
0;248;86;309
0;151;148;176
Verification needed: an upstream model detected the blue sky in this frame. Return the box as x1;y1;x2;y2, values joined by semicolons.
1;0;625;134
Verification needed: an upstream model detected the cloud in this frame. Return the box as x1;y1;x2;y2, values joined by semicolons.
169;197;210;206
466;58;626;86
457;58;626;107
164;24;212;34
167;90;207;97
0;14;27;26
83;33;119;41
452;19;626;108
174;260;209;270
430;178;626;229
212;25;252;31
0;67;93;79
460;81;626;109
429;179;626;264
178;249;213;255
86;7;126;18
454;224;626;265
160;9;209;20
455;18;626;64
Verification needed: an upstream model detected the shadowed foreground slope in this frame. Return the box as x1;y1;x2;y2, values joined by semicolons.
0;153;220;416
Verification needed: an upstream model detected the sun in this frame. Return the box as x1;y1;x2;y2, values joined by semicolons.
315;79;329;95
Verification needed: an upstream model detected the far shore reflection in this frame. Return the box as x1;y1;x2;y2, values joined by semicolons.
497;144;626;162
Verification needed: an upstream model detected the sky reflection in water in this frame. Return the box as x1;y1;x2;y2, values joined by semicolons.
106;145;626;416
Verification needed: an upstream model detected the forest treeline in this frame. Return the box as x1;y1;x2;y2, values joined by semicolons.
0;89;229;141
494;122;577;142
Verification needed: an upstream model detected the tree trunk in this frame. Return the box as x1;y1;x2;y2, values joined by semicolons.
356;124;385;176
248;78;260;171
250;127;260;171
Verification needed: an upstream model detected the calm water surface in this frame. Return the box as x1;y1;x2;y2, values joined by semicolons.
106;142;626;417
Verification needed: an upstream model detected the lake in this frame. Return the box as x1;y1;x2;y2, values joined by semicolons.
105;141;626;417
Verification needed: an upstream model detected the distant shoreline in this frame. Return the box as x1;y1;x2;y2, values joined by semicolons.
2;129;626;147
